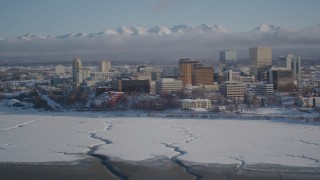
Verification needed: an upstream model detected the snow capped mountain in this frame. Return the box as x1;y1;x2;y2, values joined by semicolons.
10;24;320;41
56;32;87;39
116;26;147;35
170;24;192;33
87;28;118;38
253;24;281;33
197;24;229;33
147;26;171;35
18;33;52;40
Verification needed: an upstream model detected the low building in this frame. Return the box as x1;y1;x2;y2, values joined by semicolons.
257;84;274;96
219;82;246;99
112;79;150;94
314;97;320;108
180;99;211;110
156;78;182;95
296;97;314;107
93;91;124;108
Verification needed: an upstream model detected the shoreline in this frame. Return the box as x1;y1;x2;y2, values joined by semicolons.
1;158;320;180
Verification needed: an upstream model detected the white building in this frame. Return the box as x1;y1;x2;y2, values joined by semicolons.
72;59;92;86
100;60;111;72
180;99;212;110
219;82;246;99
155;78;182;95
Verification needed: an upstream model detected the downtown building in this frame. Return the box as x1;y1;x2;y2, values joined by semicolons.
178;59;214;86
219;82;246;100
100;60;111;72
72;59;91;86
112;79;150;94
180;99;212;110
277;54;301;84
250;47;272;81
155;78;183;95
256;83;274;96
219;50;237;72
268;67;294;93
193;64;214;86
179;59;199;86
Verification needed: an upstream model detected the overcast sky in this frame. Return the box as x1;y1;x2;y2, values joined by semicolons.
1;0;320;37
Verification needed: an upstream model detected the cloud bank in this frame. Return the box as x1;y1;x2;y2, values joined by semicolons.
0;24;320;62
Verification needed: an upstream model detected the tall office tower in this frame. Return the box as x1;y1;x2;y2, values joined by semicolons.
291;55;301;83
250;47;272;81
268;68;294;93
72;58;83;86
277;54;301;83
219;50;237;72
100;60;111;72
193;65;214;86
179;59;199;86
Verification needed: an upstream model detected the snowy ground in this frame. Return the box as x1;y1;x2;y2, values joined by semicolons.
1;108;320;168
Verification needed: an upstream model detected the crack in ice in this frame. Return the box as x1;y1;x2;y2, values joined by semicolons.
176;128;198;144
162;143;203;180
286;154;320;165
82;121;127;180
299;140;320;147
0;119;40;132
229;156;246;173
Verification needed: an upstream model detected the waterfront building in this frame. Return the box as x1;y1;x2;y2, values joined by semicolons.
155;78;183;95
219;82;246;99
180;99;212;110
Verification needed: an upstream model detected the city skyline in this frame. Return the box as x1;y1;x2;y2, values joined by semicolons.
1;0;320;37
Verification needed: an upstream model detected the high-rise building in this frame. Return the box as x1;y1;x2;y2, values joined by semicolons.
268;68;294;93
193;65;214;86
250;47;272;81
277;54;301;84
291;55;301;83
219;50;237;72
72;59;83;86
179;59;198;86
100;60;111;72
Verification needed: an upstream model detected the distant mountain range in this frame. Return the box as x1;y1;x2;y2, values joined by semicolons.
1;24;320;61
4;24;319;41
